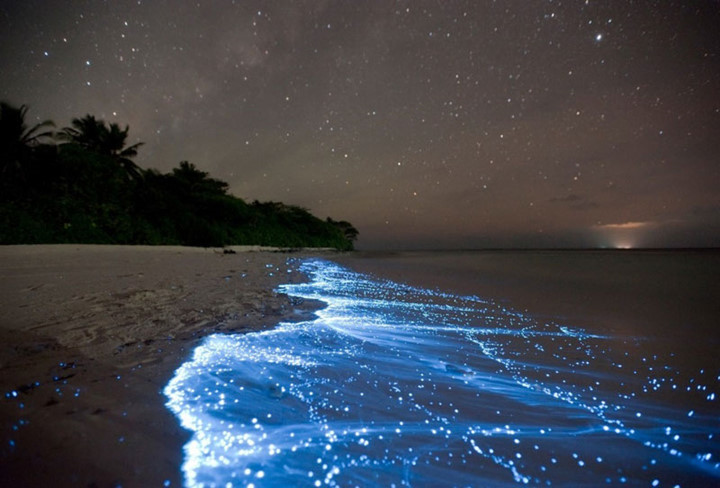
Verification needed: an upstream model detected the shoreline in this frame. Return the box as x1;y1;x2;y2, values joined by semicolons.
0;245;328;487
150;253;720;486
6;246;718;486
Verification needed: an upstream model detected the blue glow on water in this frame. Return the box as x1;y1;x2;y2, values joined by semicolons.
164;259;720;487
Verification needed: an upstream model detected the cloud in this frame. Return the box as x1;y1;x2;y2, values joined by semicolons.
549;194;582;203
594;221;654;230
548;194;599;210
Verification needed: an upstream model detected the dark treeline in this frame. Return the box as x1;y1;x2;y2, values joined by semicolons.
0;102;358;250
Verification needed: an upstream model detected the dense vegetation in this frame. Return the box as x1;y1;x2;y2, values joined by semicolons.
0;102;358;250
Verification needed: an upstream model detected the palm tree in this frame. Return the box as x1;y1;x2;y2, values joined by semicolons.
59;114;104;151
61;115;144;180
171;161;228;195
0;102;54;175
103;122;144;180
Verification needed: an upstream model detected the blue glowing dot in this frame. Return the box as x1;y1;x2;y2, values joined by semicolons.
162;259;720;487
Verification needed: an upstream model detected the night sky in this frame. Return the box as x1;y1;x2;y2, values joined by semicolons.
2;1;719;249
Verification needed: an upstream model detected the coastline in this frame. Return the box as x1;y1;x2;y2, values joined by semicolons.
4;246;719;486
156;252;720;486
0;244;328;487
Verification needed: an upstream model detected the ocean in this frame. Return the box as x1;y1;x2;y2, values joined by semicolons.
164;250;720;487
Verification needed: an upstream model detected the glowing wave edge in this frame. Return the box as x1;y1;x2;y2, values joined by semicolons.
164;259;719;487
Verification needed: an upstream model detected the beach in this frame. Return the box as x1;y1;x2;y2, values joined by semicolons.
2;246;719;487
0;245;327;488
163;251;720;487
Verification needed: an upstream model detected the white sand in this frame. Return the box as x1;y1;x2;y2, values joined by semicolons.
0;245;327;487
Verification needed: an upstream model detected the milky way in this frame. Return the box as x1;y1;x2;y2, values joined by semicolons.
2;1;718;248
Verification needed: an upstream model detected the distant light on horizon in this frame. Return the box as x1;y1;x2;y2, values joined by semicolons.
593;221;654;249
602;235;639;249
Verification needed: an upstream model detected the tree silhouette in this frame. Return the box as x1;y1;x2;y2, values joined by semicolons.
0;102;54;176
327;218;359;243
60;115;103;150
171;161;229;195
2;101;359;249
61;115;144;180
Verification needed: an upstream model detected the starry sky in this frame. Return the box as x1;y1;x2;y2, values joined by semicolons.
2;1;719;249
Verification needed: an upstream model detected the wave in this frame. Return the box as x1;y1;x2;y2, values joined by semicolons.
164;259;720;487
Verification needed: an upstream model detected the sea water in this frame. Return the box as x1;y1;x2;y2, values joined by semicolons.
164;256;720;487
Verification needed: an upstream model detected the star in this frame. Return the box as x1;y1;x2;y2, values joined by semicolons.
0;1;717;248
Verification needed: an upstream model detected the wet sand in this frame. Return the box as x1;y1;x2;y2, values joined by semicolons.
159;253;720;487
0;245;327;488
3;247;718;487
